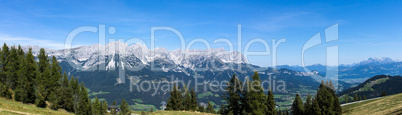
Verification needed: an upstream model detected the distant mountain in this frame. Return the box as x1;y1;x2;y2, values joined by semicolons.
352;57;396;67
337;75;402;99
277;57;402;80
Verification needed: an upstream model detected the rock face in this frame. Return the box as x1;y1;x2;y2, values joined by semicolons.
22;41;247;72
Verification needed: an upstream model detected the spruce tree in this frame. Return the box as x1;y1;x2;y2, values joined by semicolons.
244;72;266;114
354;94;359;101
304;94;312;113
363;95;367;100
316;81;335;114
190;88;198;111
78;82;91;115
111;101;117;115
223;75;242;114
120;98;130;115
60;73;74;112
344;95;349;103
266;87;277;115
166;83;181;110
37;48;52;105
309;98;322;115
5;46;18;89
206;101;215;113
0;43;9;84
92;96;101;115
198;105;205;112
292;93;304;115
333;95;342;115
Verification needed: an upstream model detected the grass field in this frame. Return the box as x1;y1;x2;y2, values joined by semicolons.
342;93;402;115
0;97;73;115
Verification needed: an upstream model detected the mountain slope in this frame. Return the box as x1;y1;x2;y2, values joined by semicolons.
0;97;72;115
342;93;402;115
337;75;402;99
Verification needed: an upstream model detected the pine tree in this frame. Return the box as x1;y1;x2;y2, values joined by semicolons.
304;94;312;113
0;43;9;84
206;101;215;113
266;87;277;115
70;75;80;113
292;93;304;115
5;46;18;89
92;96;101;115
243;72;266;114
24;48;39;103
183;84;191;111
150;107;154;112
60;73;74;112
198;105;205;112
344;94;349;103
354;94;359;101
189;88;198;111
381;91;387;97
49;56;63;110
309;98;322;115
166;83;182;110
120;98;130;115
333;94;342;115
363;95;367;100
111;101;117;115
37;48;52;105
223;75;242;114
316;81;335;114
78;82;91;115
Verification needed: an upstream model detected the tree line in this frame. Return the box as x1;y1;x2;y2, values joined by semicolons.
219;72;342;115
0;43;131;115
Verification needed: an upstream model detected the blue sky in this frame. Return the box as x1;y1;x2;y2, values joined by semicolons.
0;0;401;67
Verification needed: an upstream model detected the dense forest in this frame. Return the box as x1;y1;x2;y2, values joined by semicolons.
0;43;132;115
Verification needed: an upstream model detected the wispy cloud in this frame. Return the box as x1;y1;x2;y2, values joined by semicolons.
0;34;66;49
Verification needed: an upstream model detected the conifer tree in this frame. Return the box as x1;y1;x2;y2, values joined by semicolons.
354;94;359;101
111;101;117;115
243;72;266;114
60;73;74;112
120;98;130;115
166;83;181;110
188;88;198;111
78;82;91;115
333;94;342;115
316;81;335;114
266;87;277;115
292;93;304;115
309;98;322;115
92;96;101;115
304;94;312;113
5;46;18;89
0;43;9;84
223;75;242;114
198;105;205;112
206;101;215;113
37;48;52;104
363;95;367;100
344;95;349;103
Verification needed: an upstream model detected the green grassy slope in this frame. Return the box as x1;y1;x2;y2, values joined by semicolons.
132;111;217;115
342;93;402;115
0;97;72;115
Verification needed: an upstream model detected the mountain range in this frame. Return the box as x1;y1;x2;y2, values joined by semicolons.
15;42;402;110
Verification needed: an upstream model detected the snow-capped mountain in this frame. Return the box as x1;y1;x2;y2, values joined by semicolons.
21;41;247;72
352;57;396;67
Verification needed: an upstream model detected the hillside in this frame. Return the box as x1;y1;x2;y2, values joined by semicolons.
0;97;72;115
342;93;402;115
337;75;402;100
